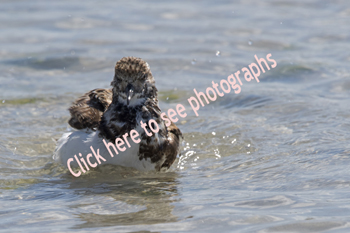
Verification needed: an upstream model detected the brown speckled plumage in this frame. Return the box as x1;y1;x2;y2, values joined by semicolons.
67;57;182;171
68;88;112;130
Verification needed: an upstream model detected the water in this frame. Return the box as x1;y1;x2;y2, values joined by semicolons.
1;0;350;232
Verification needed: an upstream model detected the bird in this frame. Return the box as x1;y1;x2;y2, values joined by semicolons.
53;57;182;175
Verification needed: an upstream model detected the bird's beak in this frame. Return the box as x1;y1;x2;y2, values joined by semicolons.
125;83;134;105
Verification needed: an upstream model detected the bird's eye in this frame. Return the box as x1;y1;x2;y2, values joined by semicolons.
141;74;147;80
115;76;122;82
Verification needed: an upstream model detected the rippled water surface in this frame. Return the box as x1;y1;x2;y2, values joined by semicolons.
1;0;350;232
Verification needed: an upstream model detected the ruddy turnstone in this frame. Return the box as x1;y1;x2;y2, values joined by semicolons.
54;57;182;174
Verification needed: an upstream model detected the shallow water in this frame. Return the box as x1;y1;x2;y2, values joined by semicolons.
1;0;350;232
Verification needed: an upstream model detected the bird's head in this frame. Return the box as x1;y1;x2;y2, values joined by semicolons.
111;57;157;106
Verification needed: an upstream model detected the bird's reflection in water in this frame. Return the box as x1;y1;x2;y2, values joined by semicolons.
61;165;180;229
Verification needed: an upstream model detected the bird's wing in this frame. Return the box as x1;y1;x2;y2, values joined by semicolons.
138;100;183;171
161;120;183;169
68;88;113;131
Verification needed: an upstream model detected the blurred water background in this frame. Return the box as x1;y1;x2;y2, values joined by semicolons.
1;0;350;232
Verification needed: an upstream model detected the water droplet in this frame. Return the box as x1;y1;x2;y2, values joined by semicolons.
248;40;252;45
166;97;169;100
231;138;236;144
191;59;196;65
280;22;283;24
2;100;5;103
212;132;216;135
247;144;251;147
215;51;221;56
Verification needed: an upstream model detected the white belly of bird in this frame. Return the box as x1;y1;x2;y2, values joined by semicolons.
53;129;157;172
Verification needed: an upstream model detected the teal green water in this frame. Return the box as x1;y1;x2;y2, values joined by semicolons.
1;0;350;232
